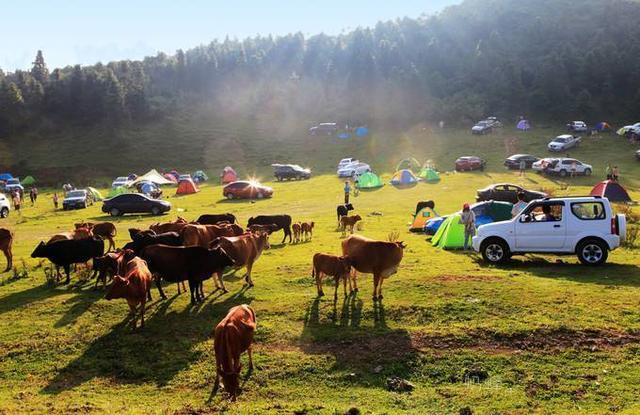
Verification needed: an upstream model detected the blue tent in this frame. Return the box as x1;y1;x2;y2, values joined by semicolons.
0;173;13;181
390;169;419;186
424;201;513;234
517;120;531;131
595;122;611;132
355;127;369;137
338;132;351;139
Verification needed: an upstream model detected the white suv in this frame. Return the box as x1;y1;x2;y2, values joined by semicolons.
0;193;10;218
532;158;592;177
473;196;626;266
337;162;371;177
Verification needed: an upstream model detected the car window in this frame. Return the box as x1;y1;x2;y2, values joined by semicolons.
66;191;85;198
520;202;564;223
571;202;605;220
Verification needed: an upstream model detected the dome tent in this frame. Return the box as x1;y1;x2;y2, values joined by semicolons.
410;207;439;232
595;122;611;132
221;166;238;184
176;178;199;195
418;167;440;182
193;170;208;183
163;173;178;184
590;180;631;202
517;119;531;131
86;187;103;201
390;169;419;187
0;173;13;182
107;186;129;198
396;158;421;173
21;176;36;185
356;172;384;189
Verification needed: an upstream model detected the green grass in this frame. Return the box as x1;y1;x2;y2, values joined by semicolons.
1;124;640;414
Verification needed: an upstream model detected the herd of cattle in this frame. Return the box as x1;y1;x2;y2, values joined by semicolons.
0;207;405;400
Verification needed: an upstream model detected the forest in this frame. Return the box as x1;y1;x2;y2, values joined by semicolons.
1;0;640;137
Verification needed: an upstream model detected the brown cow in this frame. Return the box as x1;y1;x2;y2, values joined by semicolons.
92;222;118;251
0;228;13;272
92;249;134;289
46;227;92;244
312;253;352;298
341;235;405;301
301;222;314;241
340;215;362;234
292;223;302;243
105;256;153;329
210;232;270;291
149;217;188;234
182;224;244;248
74;222;95;229
213;304;256;401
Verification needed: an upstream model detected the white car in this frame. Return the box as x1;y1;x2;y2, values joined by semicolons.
337;162;371;177
337;158;358;170
620;122;640;135
473;196;626;266
548;134;581;152
532;158;592;177
0;194;10;218
567;121;588;132
111;176;131;188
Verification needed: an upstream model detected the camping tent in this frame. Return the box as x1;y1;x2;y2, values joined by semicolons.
21;176;36;185
396;158;421;172
193;170;208;183
390;169;419;186
590;180;631;202
167;170;180;181
355;126;369;137
410;207;439;232
517;120;531;131
131;169;174;186
418;167;440;182
163;173;178;184
431;214;466;249
86;187;103;201
0;173;13;182
176;178;199;195
221;166;238;184
595;122;611;132
107;186;129;198
338;132;351;139
356;172;384;189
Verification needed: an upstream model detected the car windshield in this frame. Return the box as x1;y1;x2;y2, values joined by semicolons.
553;137;567;143
66;191;85;198
7;179;19;185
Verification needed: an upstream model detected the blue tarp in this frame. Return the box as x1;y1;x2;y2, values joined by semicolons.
355;127;369;137
0;173;13;181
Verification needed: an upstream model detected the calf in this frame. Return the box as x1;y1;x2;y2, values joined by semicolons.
301;222;314;241
182;224;244;248
105;257;153;329
247;215;292;244
213;304;256;401
340;214;362;234
336;203;354;224
210;232;270;291
292;223;302;243
141;244;235;303
197;213;236;225
31;238;105;284
0;228;13;272
91;222;118;251
312;253;353;298
92;249;133;289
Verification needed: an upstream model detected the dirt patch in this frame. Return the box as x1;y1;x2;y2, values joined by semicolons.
433;274;503;283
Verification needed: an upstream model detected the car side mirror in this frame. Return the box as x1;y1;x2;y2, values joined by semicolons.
520;214;532;223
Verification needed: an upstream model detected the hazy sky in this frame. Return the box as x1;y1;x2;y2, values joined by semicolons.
1;1;457;71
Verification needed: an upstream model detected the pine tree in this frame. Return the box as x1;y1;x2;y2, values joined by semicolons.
31;50;49;84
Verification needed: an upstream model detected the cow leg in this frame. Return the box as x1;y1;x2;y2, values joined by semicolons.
155;276;167;300
343;275;348;297
351;268;359;292
334;276;340;300
188;280;197;304
244;263;254;287
64;264;71;285
216;272;228;293
198;281;205;301
372;274;380;301
108;237;115;252
139;299;146;328
3;248;12;272
315;270;324;297
377;276;385;300
147;284;152;301
247;346;254;370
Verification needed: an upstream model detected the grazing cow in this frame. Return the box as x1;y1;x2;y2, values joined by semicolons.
336;203;354;224
105;257;153;329
247;224;278;234
301;222;314;241
197;213;237;225
341;235;405;301
210;232;270;291
141;244;235;303
74;222;95;230
92;249;134;289
340;214;362;234
0;228;13;272
90;222;118;251
292;223;302;243
214;304;256;401
31;238;105;284
181;224;244;248
149;217;189;234
247;215;292;243
312;253;353;298
123;231;182;255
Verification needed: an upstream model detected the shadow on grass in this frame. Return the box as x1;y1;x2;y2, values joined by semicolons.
0;283;70;316
42;286;254;394
54;288;104;328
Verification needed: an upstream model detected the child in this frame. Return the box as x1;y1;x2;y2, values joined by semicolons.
344;180;351;204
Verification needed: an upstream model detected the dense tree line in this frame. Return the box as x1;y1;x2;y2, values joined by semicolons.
1;0;640;136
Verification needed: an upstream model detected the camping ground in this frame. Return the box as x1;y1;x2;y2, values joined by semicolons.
1;125;640;414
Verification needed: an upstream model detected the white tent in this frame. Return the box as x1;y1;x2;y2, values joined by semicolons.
130;169;175;186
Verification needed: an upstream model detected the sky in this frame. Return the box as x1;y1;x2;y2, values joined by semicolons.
1;0;458;72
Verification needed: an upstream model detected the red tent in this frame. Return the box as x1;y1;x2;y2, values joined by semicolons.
590;180;631;202
221;166;238;184
176;178;199;195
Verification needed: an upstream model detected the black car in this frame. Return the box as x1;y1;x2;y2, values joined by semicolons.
102;193;171;217
476;183;547;204
272;164;311;181
504;154;540;170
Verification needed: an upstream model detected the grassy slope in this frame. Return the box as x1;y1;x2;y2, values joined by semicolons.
1;125;640;414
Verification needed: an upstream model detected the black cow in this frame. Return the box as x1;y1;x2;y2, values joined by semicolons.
31;238;105;284
123;231;183;255
141;245;235;303
337;203;355;224
197;213;237;225
247;215;292;243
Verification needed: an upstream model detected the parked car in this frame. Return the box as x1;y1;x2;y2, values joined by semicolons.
337;157;358;170
548;134;581;152
532;158;592;177
272;164;311;181
473;196;626;266
111;176;131;188
0;194;10;218
471;117;502;135
455;156;486;171
476;184;547;204
223;181;273;200
504;154;539;169
620;122;640;136
102;193;171;216
337;162;371;177
567;121;588;133
309;123;339;136
3;178;24;195
62;189;94;210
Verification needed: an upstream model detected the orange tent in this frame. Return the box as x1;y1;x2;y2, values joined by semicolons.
176;178;199;195
221;166;238;184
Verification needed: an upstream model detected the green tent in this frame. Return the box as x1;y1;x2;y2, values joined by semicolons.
107;186;129;199
418;167;440;182
21;176;36;185
396;157;421;172
431;214;468;250
356;172;384;189
87;187;103;201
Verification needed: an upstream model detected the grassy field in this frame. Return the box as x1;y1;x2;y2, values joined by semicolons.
1;125;640;414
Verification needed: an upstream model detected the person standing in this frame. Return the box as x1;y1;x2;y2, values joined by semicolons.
33;186;38;202
511;192;528;218
459;203;476;251
343;180;351;204
52;193;59;210
571;160;577;178
518;158;526;177
605;163;612;180
12;191;21;216
29;188;35;205
612;166;619;182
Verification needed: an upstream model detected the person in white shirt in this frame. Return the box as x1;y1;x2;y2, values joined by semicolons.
511;192;528;218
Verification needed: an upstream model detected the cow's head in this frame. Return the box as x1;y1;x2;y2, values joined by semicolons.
105;275;129;300
176;217;187;224
353;215;362;222
31;241;46;258
219;365;241;401
396;241;407;249
228;224;244;236
246;217;255;226
210;246;236;268
256;231;270;250
338;255;353;274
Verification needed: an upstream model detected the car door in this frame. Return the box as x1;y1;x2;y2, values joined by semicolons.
503;185;520;203
514;202;566;250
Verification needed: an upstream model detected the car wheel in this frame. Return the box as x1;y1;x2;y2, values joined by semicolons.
559;169;567;177
110;208;120;217
151;206;161;216
480;238;510;264
0;208;8;218
584;168;592;176
226;193;234;200
577;239;608;265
